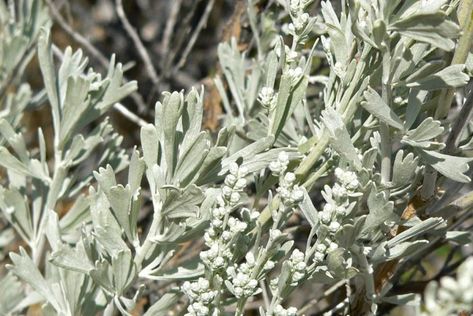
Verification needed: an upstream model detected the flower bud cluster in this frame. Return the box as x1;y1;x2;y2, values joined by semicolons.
200;162;248;271
271;305;298;316
258;87;278;110
226;253;259;298
288;249;307;285
223;162;248;206
334;167;360;191
269;152;305;209
269;151;290;175
422;258;473;315
311;167;360;265
287;67;303;85
182;278;218;316
287;0;314;36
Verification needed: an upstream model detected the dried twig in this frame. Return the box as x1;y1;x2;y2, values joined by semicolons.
175;0;216;71
161;0;183;66
445;90;473;153
115;0;160;86
45;0;109;67
298;280;346;315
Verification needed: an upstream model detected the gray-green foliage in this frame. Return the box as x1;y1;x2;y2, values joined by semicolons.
1;0;473;315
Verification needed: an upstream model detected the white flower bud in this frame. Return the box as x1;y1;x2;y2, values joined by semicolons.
230;192;241;204
278;151;289;165
287;307;298;316
290;187;304;203
229;162;239;175
245;252;256;265
329;221;340;232
234;178;247;190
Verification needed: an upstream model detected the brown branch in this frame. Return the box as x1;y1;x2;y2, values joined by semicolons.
175;0;216;71
115;0;160;86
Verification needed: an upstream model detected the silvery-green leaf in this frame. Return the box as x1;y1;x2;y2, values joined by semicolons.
392;150;418;186
112;250;136;294
0;187;34;242
140;124;159;168
405;64;469;90
270;72;308;140
405;89;428;129
269;72;292;136
405;60;445;84
445;231;472;245
239;148;301;175
95;57;137;111
195;146;227;185
382;294;420;306
265;50;279;88
335;218;366;249
88;188;128;256
143;292;180;316
277;261;292;291
175;132;210;186
389;217;443;246
390;13;459;51
402;118;444;149
38;28;61;133
94;226;129;258
59;194;89;234
460;136;473;151
419;149;473;183
362;188;397;235
298;188;318;228
157;220;208;244
221;136;275;172
0;273;24;315
60;268;89;316
49;243;94;273
128;149;145;194
326;248;358;279
90;260;114;294
384;240;429;261
321;107;361;170
362;148;378;171
181;88;203;153
142;258;204;281
321;1;349;65
59;76;90;145
162;92;183;175
93;165;117;196
0;119;29;163
162;185;204;219
0;147;33;177
45;210;61;251
8;248;63;312
362;87;403;130
45;165;67;210
108;185;135;242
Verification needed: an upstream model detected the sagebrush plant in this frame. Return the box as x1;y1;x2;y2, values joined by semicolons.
1;0;473;315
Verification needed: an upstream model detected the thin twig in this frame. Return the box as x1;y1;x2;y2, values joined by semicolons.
161;0;183;65
298;280;346;315
113;102;147;127
45;0;108;67
445;90;473;153
175;0;216;71
115;0;160;86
